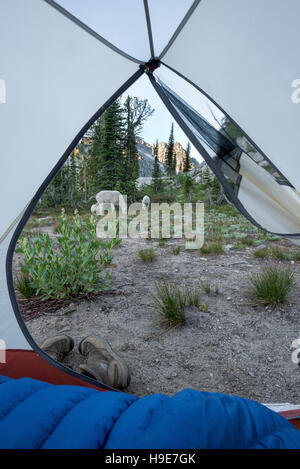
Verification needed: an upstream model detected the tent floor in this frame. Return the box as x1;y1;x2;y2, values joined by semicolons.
0;349;106;391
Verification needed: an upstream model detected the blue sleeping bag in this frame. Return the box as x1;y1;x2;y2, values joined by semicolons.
0;374;299;449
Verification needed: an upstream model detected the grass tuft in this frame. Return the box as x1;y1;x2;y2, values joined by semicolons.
200;281;211;294
153;281;186;325
171;246;181;255
253;247;268;259
15;272;36;298
200;242;224;255
139;248;155;263
248;265;295;306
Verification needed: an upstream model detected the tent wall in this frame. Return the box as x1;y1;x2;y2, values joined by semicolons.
152;69;300;236
0;0;137;241
0;0;137;350
163;0;300;192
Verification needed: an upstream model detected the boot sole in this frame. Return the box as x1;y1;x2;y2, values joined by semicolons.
78;335;130;389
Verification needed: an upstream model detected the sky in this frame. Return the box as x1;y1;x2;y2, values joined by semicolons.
55;0;226;164
121;74;198;159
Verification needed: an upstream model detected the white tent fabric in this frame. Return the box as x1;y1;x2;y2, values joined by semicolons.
153;68;300;236
0;0;299;373
163;0;300;192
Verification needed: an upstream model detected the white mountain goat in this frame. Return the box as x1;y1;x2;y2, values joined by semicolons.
91;190;127;215
142;195;150;210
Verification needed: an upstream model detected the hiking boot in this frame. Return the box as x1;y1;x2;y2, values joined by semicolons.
78;335;130;389
40;334;74;361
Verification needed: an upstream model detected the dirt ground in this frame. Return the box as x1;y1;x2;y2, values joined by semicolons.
17;233;300;402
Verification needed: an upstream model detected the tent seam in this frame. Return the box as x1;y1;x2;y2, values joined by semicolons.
158;0;202;60
43;0;143;65
143;0;155;59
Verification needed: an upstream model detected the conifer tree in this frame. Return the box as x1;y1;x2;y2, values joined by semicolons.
122;96;154;200
172;152;177;174
152;140;162;193
166;123;175;175
183;141;192;172
122;96;139;199
86;114;105;198
97;99;125;192
202;166;212;187
66;149;80;208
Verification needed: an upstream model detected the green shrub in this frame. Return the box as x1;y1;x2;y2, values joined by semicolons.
153;281;186;325
248;265;295;305
139;247;155;263
16;209;113;300
171;246;181;255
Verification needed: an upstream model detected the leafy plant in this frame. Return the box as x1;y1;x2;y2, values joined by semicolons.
171;246;181;255
248;265;295;306
16;209;113;300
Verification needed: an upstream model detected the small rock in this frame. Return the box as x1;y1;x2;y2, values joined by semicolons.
172;372;177;378
224;244;234;251
155;359;159;363
57;328;71;333
227;297;232;301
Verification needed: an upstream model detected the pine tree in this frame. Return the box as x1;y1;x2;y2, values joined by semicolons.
66;149;80;208
166;123;175;176
122;96;155;200
77;142;89;204
183;174;193;201
211;175;221;203
122;96;139;199
86;114;105;198
152;140;163;193
183;141;192;172
97;99;125;193
202;166;212;187
172;153;177;174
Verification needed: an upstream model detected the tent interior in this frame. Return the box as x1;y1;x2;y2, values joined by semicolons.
1;0;300;444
